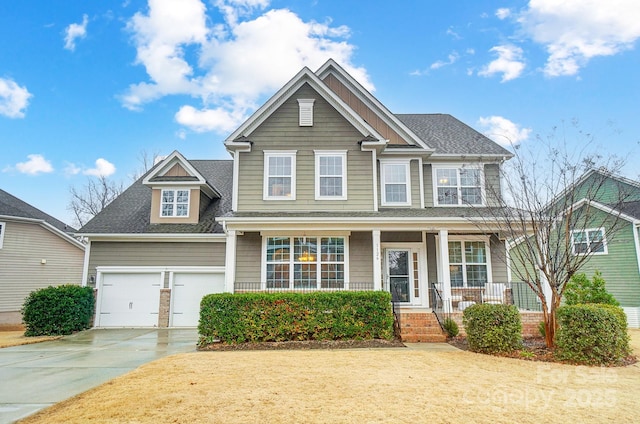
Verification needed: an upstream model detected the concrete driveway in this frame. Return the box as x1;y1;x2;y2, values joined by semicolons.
0;328;198;423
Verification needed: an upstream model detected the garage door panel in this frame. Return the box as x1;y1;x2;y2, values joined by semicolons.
99;273;161;327
172;273;225;327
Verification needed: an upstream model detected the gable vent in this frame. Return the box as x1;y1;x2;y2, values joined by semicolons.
298;99;315;127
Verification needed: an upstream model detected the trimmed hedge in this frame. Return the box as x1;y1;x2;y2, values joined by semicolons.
462;303;522;354
198;291;394;345
555;304;630;365
22;285;95;336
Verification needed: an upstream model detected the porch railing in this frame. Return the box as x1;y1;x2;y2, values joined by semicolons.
233;281;374;293
429;281;542;330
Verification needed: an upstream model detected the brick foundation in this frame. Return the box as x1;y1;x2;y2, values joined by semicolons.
398;310;545;342
158;289;171;328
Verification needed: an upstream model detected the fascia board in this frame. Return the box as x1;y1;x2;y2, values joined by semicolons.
225;67;385;144
0;215;85;250
316;60;433;152
567;199;639;224
76;233;227;242
430;153;513;161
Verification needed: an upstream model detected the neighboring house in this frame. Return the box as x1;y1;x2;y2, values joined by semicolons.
79;60;526;338
557;170;640;327
0;189;85;327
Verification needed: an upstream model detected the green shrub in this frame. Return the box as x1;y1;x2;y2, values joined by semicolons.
538;321;546;338
555;304;630;365
442;317;459;338
198;291;394;345
564;271;619;306
462;303;522;354
22;285;95;336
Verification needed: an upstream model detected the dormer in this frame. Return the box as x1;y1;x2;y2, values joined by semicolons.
143;151;220;224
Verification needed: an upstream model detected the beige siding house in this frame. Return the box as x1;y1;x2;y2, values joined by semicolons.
0;190;85;327
79;60;534;339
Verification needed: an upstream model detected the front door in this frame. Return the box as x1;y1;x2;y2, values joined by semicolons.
386;249;411;303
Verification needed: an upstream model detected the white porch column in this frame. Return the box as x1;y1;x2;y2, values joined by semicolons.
438;229;453;313
224;229;237;293
372;230;382;291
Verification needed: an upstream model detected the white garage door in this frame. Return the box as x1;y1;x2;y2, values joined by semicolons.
171;273;225;327
98;273;162;327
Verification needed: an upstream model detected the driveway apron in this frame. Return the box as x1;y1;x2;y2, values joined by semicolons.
0;328;198;423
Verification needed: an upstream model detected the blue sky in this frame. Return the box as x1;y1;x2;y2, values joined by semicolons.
1;0;639;225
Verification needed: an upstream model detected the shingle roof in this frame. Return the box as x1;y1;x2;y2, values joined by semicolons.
395;114;512;156
0;189;76;233
78;160;233;234
616;200;640;221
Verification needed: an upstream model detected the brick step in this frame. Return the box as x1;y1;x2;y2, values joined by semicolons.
396;312;446;343
402;334;447;343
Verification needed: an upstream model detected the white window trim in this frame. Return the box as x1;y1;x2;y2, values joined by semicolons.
263;151;297;200
314;150;347;200
380;159;411;207
261;235;350;289
298;99;315;126
432;163;486;207
0;221;5;249
436;235;493;287
571;227;608;256
160;188;191;218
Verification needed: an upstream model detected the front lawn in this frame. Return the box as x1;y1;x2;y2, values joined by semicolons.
19;330;640;423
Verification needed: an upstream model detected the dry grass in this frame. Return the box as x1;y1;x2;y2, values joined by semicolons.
18;329;640;424
0;331;60;348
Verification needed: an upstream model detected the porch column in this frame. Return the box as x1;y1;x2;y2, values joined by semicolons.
224;230;237;293
438;229;453;313
372;230;382;291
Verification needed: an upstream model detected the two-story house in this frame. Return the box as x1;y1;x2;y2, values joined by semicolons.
79;60;520;338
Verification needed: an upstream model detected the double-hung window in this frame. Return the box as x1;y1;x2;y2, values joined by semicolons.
161;189;190;217
315;151;347;200
265;236;346;289
264;151;296;200
381;160;411;206
571;228;607;255
448;240;489;287
435;166;484;206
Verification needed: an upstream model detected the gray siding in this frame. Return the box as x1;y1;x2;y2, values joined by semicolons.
490;235;508;282
0;220;84;314
88;241;225;283
426;233;438;283
381;231;423;243
235;232;262;283
485;163;502;206
237;84;375;212
349;231;373;283
423;163;434;207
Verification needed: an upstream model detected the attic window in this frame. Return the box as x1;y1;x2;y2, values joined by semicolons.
298;99;315;126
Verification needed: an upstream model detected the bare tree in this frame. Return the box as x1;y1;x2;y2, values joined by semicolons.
68;176;124;228
129;149;163;181
473;126;629;348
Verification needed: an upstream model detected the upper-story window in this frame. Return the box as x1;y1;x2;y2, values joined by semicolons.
264;151;296;200
161;189;190;217
315;151;347;200
434;166;484;206
381;160;411;206
571;228;607;255
0;222;5;249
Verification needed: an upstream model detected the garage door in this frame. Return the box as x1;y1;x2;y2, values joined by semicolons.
171;273;225;327
98;273;162;327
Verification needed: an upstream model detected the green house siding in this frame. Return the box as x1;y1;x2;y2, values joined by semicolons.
576;220;640;307
236;83;375;212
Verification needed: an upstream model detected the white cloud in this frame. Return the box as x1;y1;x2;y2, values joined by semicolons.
496;8;511;20
83;158;116;177
478;116;531;146
478;44;526;82
0;78;32;118
14;154;54;175
64;163;82;176
518;0;640;77
430;52;460;70
122;0;372;133
64;14;89;51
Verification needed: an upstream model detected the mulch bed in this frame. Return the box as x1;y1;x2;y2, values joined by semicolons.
447;336;638;366
199;338;406;351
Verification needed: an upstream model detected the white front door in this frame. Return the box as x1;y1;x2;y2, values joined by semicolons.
171;273;225;327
